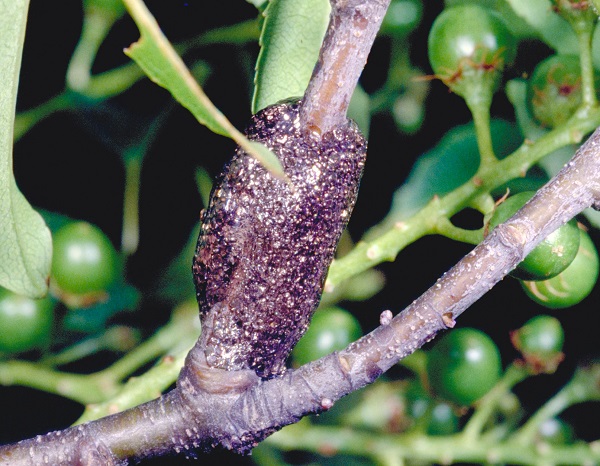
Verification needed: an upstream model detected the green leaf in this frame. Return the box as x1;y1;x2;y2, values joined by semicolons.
246;0;268;9
62;283;140;334
389;119;523;220
0;0;52;298
122;0;287;180
506;79;576;174
348;85;371;138
155;223;200;304
502;0;577;54
252;0;330;113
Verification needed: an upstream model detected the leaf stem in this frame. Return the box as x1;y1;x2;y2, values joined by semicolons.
467;93;497;166
266;420;600;465
0;302;199;405
0;360;115;404
66;7;124;92
40;326;140;367
74;344;191;424
434;217;482;245
572;13;598;109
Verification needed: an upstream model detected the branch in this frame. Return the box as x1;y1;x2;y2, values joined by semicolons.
300;0;391;133
4;1;600;464
3;126;600;466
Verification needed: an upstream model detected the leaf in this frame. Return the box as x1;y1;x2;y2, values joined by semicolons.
121;0;287;180
155;222;200;304
502;0;577;54
62;283;140;334
0;0;52;298
348;84;371;138
246;0;268;9
252;0;330;113
389;119;523;220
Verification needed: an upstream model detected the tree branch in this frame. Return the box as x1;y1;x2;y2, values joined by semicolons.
299;0;391;133
3;0;600;464
3;126;600;466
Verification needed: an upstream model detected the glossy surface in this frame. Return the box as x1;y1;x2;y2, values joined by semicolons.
521;229;599;308
51;221;119;296
512;315;564;359
427;5;515;87
489;192;580;280
291;307;362;366
426;328;502;406
193;100;366;378
0;288;54;353
527;54;583;128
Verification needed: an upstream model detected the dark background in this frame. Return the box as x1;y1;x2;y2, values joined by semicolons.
4;1;600;464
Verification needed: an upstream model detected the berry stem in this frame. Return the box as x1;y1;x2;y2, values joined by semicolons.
511;364;600;445
465;92;497;166
299;0;391;134
121;156;141;255
575;24;598;109
461;363;528;441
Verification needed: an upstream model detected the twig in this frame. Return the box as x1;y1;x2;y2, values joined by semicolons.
300;0;391;134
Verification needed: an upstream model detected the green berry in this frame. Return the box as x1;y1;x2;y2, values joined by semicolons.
405;380;459;435
488;192;580;280
0;288;55;354
521;228;598;308
537;417;575;444
426;328;502;406
511;315;564;366
51;221;120;307
427;5;515;97
380;0;423;37
291;307;362;366
550;0;597;30
527;55;583;128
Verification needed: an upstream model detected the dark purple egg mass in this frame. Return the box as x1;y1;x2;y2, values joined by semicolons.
193;99;366;378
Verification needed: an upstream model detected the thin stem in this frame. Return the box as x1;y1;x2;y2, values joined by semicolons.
461;364;529;441
66;8;122;92
74;344;191;424
121;156;142;255
370;36;412;113
578;29;596;108
14;21;256;140
266;422;600;465
434;217;482;245
512;364;600;445
41;326;140;367
467;94;497;166
13;93;72;142
325;107;600;289
300;0;391;133
93;301;200;383
0;303;199;406
0;360;117;404
573;15;598;109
